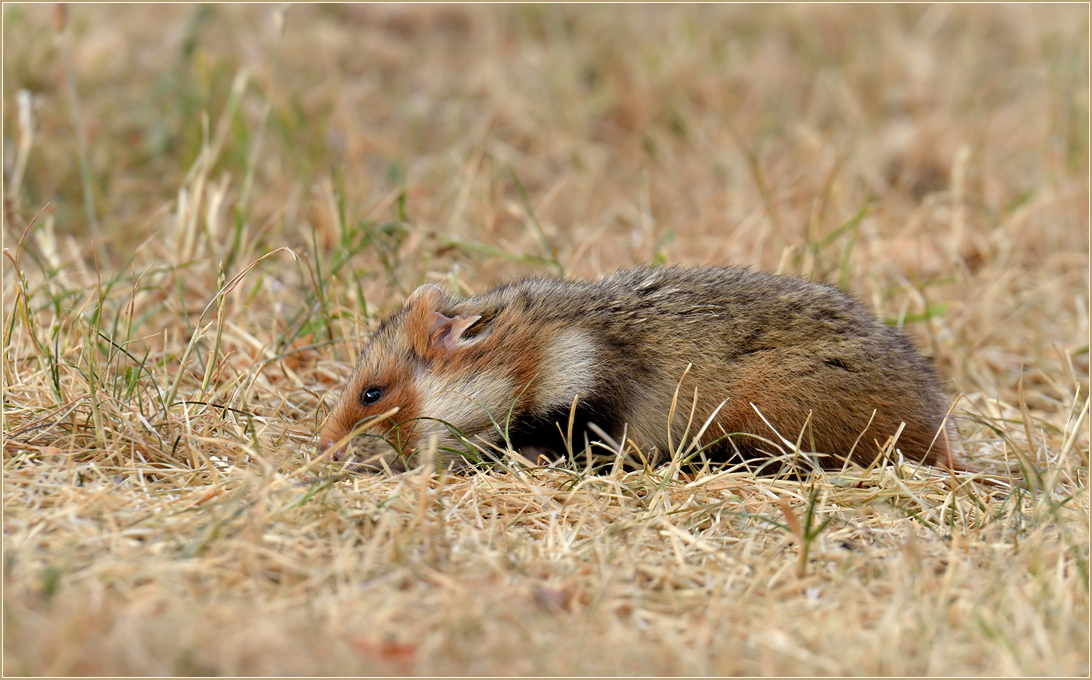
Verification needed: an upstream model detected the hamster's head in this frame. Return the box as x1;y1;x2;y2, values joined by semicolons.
316;283;516;472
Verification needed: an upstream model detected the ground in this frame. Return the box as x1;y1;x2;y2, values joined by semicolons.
2;5;1089;675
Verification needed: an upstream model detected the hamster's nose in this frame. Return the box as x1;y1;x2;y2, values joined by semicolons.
317;438;344;463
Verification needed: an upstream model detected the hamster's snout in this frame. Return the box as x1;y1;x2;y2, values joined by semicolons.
315;435;346;462
316;424;404;472
325;442;345;463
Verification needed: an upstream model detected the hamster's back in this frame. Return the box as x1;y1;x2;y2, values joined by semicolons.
474;266;958;468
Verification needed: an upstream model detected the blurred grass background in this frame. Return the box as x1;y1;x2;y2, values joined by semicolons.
3;4;1088;675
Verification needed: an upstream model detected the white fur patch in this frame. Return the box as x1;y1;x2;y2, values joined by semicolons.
417;371;515;435
533;330;597;413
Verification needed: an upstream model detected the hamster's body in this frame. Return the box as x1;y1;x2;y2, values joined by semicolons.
318;266;964;472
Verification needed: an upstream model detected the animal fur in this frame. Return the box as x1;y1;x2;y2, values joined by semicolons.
317;266;965;472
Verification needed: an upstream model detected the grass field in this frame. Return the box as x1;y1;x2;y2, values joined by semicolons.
3;4;1089;675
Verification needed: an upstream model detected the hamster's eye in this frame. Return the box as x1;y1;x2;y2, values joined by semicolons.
361;387;384;406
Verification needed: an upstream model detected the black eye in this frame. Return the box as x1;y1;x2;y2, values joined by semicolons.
362;387;384;406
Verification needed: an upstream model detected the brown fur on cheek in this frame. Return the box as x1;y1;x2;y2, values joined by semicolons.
318;362;424;463
422;311;550;416
371;378;423;455
455;317;546;412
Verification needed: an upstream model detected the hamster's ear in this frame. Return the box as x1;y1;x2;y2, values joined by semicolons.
405;285;489;357
428;311;483;351
406;284;444;310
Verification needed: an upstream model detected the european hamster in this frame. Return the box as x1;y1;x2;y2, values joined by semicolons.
316;266;965;473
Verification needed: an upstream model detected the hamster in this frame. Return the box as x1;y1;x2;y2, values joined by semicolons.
316;266;966;473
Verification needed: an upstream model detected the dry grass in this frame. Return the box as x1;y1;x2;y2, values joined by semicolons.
2;4;1089;676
